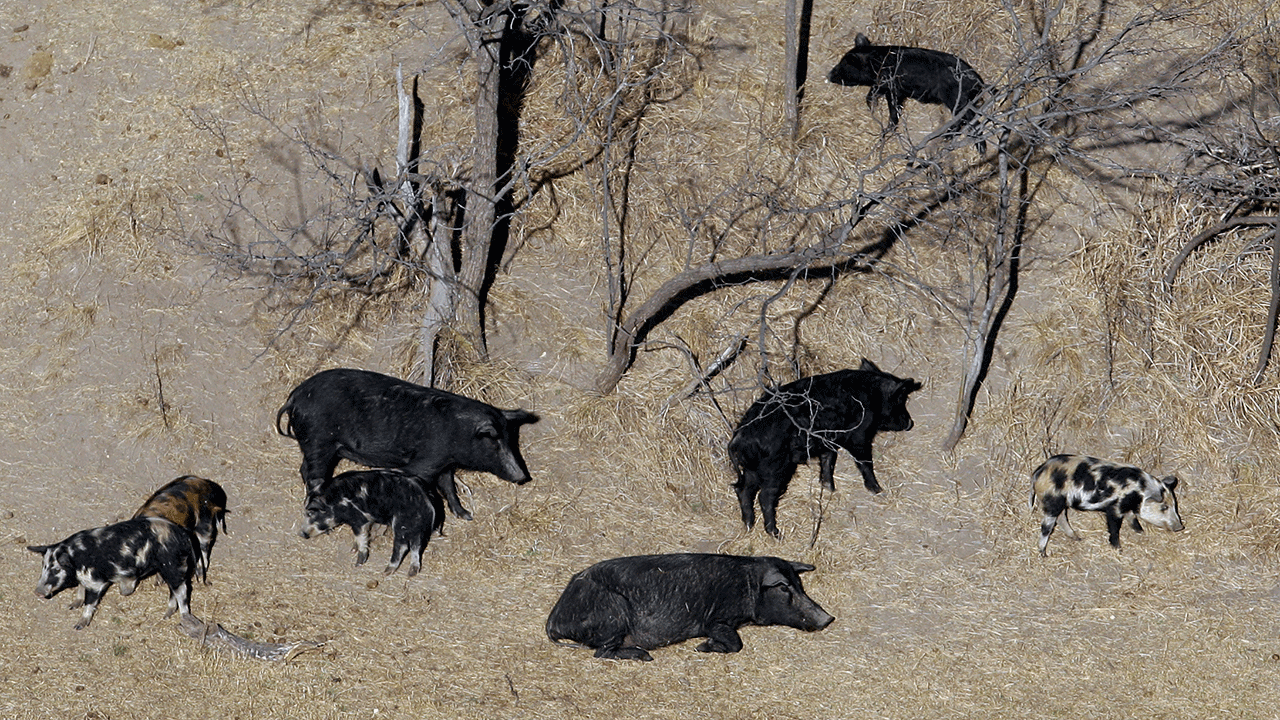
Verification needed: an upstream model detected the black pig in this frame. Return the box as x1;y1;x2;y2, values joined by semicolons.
829;33;985;139
728;359;922;537
546;553;834;661
276;368;539;520
299;469;445;576
134;475;228;583
27;517;199;629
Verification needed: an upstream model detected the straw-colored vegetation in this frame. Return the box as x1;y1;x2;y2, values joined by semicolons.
3;0;1280;718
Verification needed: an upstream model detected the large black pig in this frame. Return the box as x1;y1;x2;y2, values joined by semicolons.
276;368;539;520
299;469;445;576
829;33;985;143
728;359;922;537
27;517;199;629
546;553;834;661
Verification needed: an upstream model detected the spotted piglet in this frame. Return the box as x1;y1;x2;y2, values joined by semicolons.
28;517;200;629
299;469;445;577
133;475;228;583
1030;454;1184;556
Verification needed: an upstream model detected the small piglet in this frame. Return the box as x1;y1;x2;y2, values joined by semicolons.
28;517;199;629
133;475;228;583
1031;454;1185;556
829;33;985;140
299;469;445;576
546;553;834;661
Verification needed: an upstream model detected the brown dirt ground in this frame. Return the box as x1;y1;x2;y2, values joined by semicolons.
3;1;1280;719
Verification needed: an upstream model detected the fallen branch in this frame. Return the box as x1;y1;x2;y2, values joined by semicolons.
178;613;324;662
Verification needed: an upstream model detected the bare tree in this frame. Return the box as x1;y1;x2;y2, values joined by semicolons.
586;0;1253;456
1162;47;1280;384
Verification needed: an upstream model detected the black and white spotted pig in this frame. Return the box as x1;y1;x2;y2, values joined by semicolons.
27;517;199;629
133;475;228;583
1030;454;1184;556
299;469;445;577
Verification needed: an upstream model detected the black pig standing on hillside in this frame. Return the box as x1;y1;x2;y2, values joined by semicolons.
28;517;200;629
133;475;228;583
276;368;539;521
300;469;445;576
829;33;985;142
729;359;922;537
546;553;834;661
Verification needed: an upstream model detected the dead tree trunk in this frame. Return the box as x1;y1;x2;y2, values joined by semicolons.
783;0;813;140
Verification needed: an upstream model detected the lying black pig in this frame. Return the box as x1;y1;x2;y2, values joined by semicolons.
546;553;834;661
28;517;199;629
299;469;445;576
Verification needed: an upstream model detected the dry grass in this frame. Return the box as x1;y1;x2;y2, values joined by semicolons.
4;0;1280;718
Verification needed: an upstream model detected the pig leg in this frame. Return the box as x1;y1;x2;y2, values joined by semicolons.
430;470;473;521
117;576;140;596
818;451;837;492
351;520;372;565
1105;510;1125;548
1056;510;1081;540
75;582;109;630
594;645;654;662
384;523;413;576
697;625;744;654
1127;512;1144;533
850;444;882;493
159;564;193;618
758;483;784;538
298;443;341;494
404;536;424;577
734;472;760;531
1037;495;1068;556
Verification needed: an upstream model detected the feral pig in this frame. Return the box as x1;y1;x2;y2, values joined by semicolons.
133;475;228;583
300;469;445;577
728;359;922;537
27;517;199;629
829;33;985;139
546;553;834;661
276;368;539;521
1031;454;1185;556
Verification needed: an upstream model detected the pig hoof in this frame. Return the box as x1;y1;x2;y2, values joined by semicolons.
596;646;653;662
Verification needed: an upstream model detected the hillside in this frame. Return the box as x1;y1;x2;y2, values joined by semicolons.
2;1;1279;718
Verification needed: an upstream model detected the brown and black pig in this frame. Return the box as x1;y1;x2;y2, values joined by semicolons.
133;475;227;583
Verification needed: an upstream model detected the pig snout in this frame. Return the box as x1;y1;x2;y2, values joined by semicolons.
804;605;836;631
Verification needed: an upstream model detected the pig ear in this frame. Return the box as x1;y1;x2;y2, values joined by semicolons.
855;33;870;47
858;358;880;372
504;409;539;426
788;561;816;574
27;545;50;554
762;567;789;588
1161;475;1179;490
